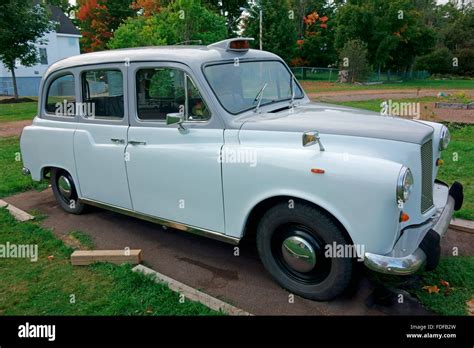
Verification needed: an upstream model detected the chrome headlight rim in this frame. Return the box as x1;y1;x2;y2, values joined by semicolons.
439;126;451;151
397;166;414;203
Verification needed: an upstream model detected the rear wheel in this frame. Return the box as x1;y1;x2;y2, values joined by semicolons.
51;168;86;214
256;202;353;301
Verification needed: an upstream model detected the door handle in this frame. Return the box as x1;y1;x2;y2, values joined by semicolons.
110;138;125;144
128;140;147;146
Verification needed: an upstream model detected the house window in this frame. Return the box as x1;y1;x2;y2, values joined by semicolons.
39;48;48;65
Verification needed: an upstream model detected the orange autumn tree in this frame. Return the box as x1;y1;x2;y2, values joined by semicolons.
76;0;135;52
292;10;336;67
130;0;165;17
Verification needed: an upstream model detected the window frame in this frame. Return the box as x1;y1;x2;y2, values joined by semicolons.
202;59;305;115
77;63;128;126
43;71;77;119
80;68;125;121
130;62;214;127
39;48;48;65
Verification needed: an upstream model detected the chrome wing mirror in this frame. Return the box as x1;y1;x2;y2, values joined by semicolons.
302;131;325;151
166;113;186;131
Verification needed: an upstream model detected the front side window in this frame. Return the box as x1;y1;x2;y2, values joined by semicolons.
45;74;75;116
204;60;304;114
136;68;210;121
82;69;124;119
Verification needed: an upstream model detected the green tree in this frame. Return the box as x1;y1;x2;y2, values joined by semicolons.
109;0;227;48
334;0;436;73
339;39;370;83
414;47;454;74
76;0;135;52
243;0;297;63
203;0;248;36
0;0;53;99
290;0;338;67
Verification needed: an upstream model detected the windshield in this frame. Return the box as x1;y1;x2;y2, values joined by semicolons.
203;60;304;114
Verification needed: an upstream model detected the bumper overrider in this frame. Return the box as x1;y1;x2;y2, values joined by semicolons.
364;181;464;275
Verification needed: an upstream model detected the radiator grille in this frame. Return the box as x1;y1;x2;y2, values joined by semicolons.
420;139;434;213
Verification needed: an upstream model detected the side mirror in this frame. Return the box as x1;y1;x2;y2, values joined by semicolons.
166;113;186;130
302;131;325;151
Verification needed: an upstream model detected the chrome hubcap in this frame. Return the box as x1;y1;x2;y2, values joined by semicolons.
281;236;317;273
58;175;72;199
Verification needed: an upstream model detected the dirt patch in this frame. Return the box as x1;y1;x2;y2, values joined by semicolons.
308;89;474;102
420;102;474;124
0;97;36;104
0;120;32;138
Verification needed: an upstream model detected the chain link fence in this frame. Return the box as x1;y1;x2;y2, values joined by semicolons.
291;67;430;83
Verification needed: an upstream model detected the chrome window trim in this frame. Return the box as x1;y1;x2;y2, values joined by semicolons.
133;64;213;125
42;71;77;119
80;198;240;245
80;67;125;121
201;58;305;116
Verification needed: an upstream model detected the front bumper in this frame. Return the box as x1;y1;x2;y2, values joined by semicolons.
364;181;464;275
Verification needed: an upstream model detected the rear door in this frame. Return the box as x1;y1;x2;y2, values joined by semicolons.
73;63;132;209
125;62;226;232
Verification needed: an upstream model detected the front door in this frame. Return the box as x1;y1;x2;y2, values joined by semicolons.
125;62;225;232
74;64;132;209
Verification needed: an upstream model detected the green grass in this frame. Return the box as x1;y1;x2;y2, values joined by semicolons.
0;208;219;315
0;136;48;198
69;231;95;250
369;256;474;315
0;101;37;123
438;124;474;220
301;79;474;93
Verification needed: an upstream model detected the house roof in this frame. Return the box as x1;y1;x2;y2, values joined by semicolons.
49;5;80;36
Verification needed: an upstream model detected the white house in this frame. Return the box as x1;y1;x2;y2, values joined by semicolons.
0;6;81;97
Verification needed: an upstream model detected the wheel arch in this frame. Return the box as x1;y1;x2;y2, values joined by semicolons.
241;195;354;246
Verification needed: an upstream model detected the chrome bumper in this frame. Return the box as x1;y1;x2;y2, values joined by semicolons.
364;181;464;275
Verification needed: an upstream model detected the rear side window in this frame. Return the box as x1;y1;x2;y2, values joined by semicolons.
82;69;124;119
45;74;75;116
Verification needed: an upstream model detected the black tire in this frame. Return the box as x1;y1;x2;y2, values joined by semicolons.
51;168;86;215
256;202;353;301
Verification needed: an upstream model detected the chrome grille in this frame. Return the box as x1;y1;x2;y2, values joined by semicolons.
420;139;434;213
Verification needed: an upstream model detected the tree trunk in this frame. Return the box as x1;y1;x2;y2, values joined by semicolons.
10;63;19;100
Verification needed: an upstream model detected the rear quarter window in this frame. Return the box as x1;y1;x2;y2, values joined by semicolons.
45;74;76;116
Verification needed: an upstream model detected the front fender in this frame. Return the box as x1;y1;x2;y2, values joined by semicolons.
222;141;403;255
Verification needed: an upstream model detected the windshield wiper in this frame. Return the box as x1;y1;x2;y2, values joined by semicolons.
253;82;268;113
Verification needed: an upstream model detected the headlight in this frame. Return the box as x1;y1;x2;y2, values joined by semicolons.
397;167;414;203
439;126;450;150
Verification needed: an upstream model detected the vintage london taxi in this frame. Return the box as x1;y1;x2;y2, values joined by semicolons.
20;38;464;300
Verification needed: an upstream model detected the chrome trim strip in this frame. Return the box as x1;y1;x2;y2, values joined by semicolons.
80;198;240;245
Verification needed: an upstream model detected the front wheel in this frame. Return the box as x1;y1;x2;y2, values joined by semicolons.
256;202;353;301
51;168;86;214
